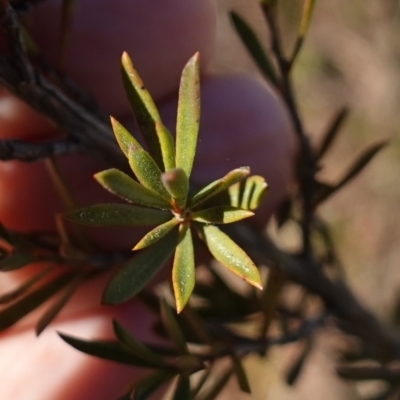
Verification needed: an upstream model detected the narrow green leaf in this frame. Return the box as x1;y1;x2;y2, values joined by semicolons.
94;169;172;209
173;224;195;313
102;228;178;304
0;266;53;304
65;204;171;227
113;320;166;367
59;334;158;367
198;225;262;290
160;298;188;354
230;12;278;86
0;252;35;271
161;168;189;209
128;145;170;200
175;53;200;179
0;272;75;331
132;371;176;400
191;207;254;224
231;353;251;393
156;122;176;171
228;175;268;210
314;141;388;205
133;218;179;250
317;107;349;159
121;52;165;168
36;274;83;336
189;167;250;209
110;116;142;158
172;375;192;400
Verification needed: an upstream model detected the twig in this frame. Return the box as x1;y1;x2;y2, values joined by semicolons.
0;138;86;161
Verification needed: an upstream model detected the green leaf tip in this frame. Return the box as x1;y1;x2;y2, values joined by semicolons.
110;116;142;158
191;206;254;224
161;168;189;209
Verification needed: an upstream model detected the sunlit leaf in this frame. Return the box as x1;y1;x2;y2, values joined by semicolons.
128;145;170;200
231;353;251;393
102;228;178;305
230;12;278;86
173;224;195;313
0;272;75;331
160;298;188;354
0;252;35;271
133;219;179;250
317;107;349;159
189;167;250;209
0;266;53;304
59;334;158;367
110;116;142;158
94;169;172;209
122;52;172;169
172;375;192;400
36;274;83;335
228;175;268;210
113;320;166;367
191;207;254;224
65;204;171;227
131;371;176;400
198;225;262;290
175;52;200;179
161;168;189;209
156;122;176;171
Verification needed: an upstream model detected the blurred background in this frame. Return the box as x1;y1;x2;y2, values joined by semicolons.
209;0;400;398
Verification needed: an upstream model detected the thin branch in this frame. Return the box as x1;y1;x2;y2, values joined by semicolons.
0;138;86;161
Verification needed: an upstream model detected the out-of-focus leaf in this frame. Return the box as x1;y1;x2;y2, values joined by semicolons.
230;12;278;86
161;168;189;209
275;196;292;228
175;52;200;179
198;225;262;290
94;169;172;209
189;167;250;209
199;366;234;400
59;334;158;367
259;0;278;6
317;107;349;159
172;224;195;313
0;252;35;271
286;339;313;385
231;353;251;393
336;365;400;383
36;274;83;335
228;175;268;211
191;207;254;224
0;266;53;304
160;298;188;354
314;141;388;205
0;272;75;331
128;145;170;200
260;267;286;337
0;222;12;243
110;116;142;158
181;305;214;345
113;320;166;367
121;52;174;169
191;367;212;398
172;375;192;400
102;228;178;305
290;0;317;64
133;219;179;250
131;371;176;400
65;203;171;227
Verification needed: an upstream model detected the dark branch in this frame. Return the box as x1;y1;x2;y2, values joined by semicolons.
0;138;86;161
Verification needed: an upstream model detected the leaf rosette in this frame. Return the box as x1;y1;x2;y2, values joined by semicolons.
65;52;268;312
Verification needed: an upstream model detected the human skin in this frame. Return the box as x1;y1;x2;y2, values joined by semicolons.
0;1;296;399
